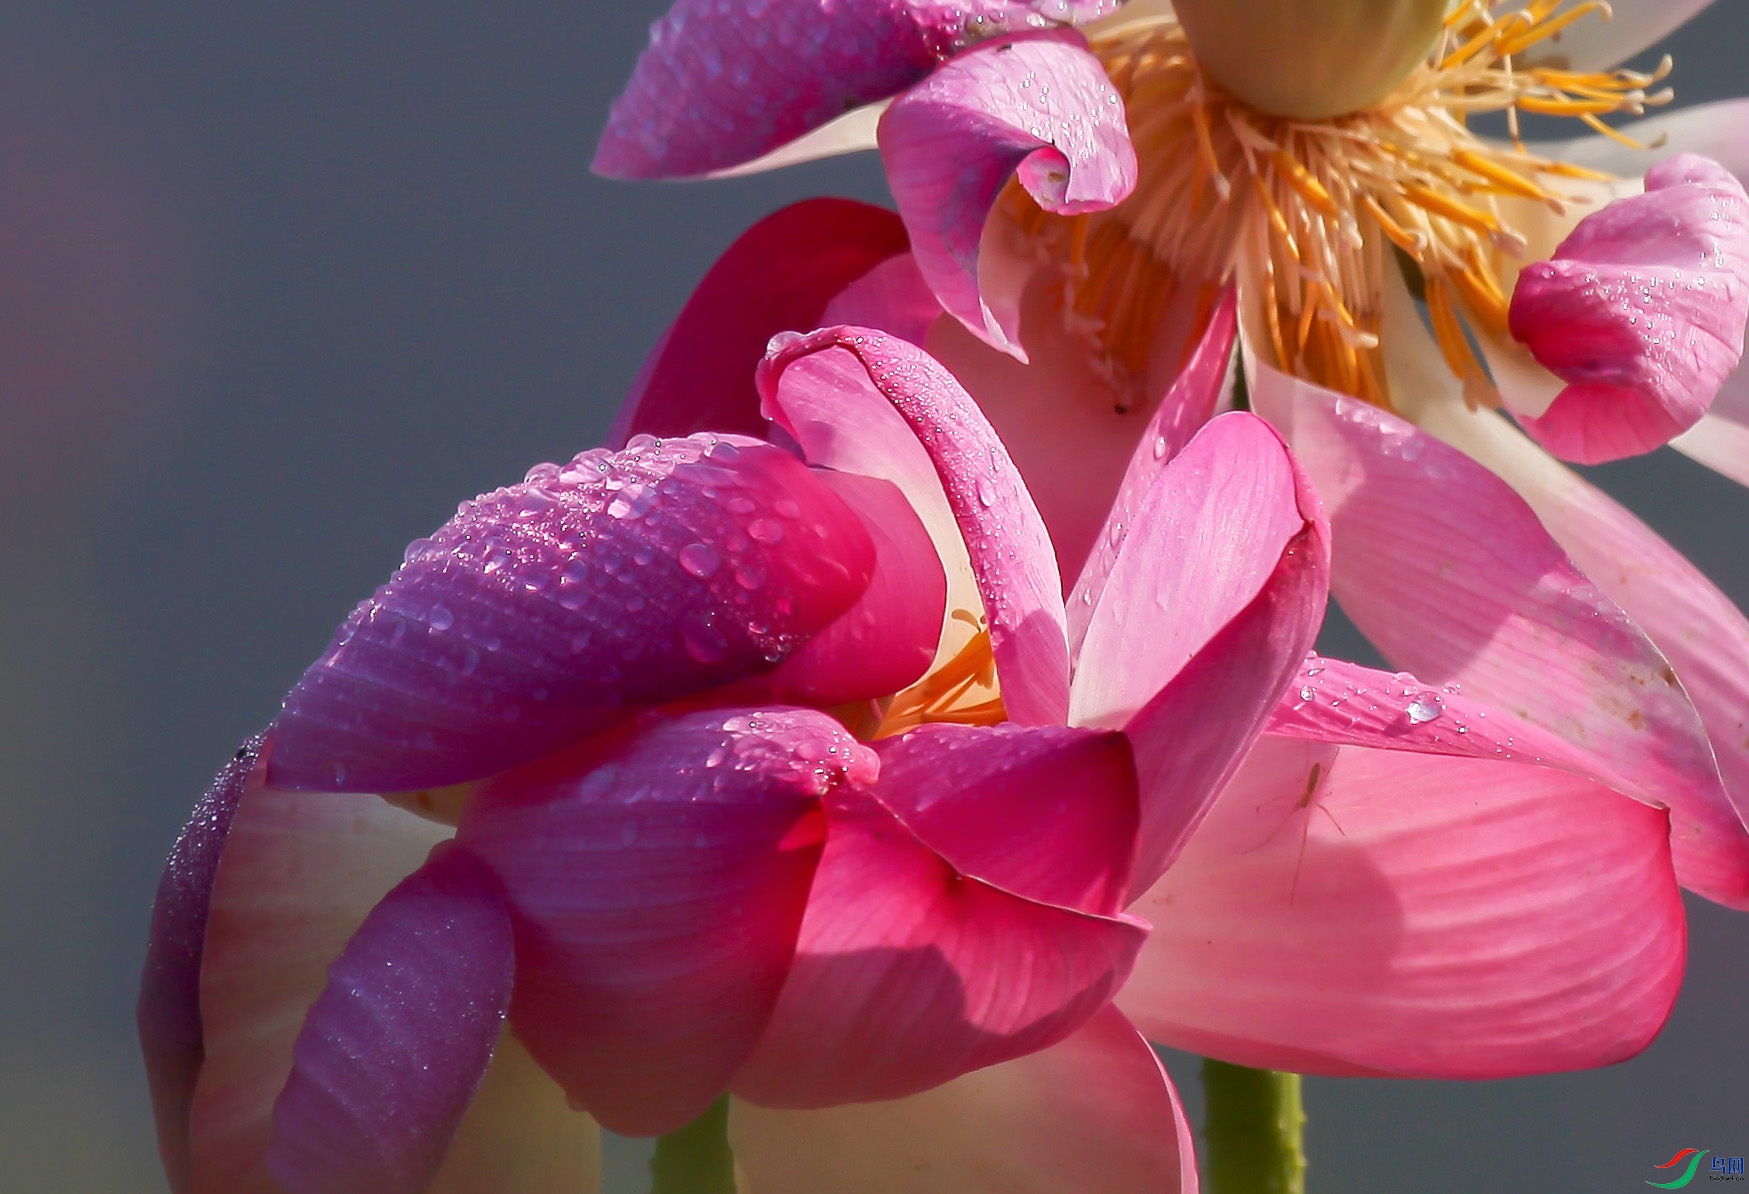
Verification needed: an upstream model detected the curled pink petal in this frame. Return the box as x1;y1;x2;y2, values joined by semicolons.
1510;153;1749;463
880;30;1135;355
139;734;263;1194
268;844;513;1194
609;198;910;447
271;435;875;794
458;708;871;1137
594;0;1122;179
819;250;944;348
729;1005;1194;1194
761;327;1070;725
1120;736;1685;1079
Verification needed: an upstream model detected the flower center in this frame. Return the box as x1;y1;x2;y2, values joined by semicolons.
873;611;1007;736
1004;0;1671;405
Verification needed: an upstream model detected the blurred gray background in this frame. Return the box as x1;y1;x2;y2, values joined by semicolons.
0;1;1742;1189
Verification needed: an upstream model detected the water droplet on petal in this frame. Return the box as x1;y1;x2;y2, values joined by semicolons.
1405;695;1442;724
678;542;721;579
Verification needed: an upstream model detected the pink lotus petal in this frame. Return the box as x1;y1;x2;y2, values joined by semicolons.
426;1033;600;1194
1251;362;1737;899
1513;0;1712;72
761;327;1070;724
271;435;875;794
880;30;1135;356
869;721;1139;916
458;708;869;1137
729;1005;1194;1194
1671;390;1749;488
189;770;451;1194
139;735;263;1194
819;250;943;348
1510;154;1749;463
1120;735;1685;1079
268;844;513;1194
730;785;1147;1108
1067;289;1239;646
609;198;910;448
594;0;1122;179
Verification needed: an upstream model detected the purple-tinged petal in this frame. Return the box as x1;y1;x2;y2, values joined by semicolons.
268;844;513;1194
458;708;867;1137
730;1005;1195;1194
426;1033;600;1194
270;435;875;793
880;30;1135;356
189;772;450;1194
1120;735;1685;1079
761;327;1070;724
609;199;910;448
139;734;263;1194
1509;154;1749;463
820;250;943;348
1252;357;1741;902
594;1;1123;179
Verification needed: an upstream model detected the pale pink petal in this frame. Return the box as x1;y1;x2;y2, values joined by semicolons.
458;708;870;1137
189;769;451;1194
1251;360;1737;899
270;435;875;793
1510;0;1712;71
1119;735;1685;1079
594;0;1121;179
608;198;909;448
1671;401;1749;488
761;328;1070;725
730;785;1146;1108
880;30;1135;356
730;1005;1194;1194
1510;154;1749;462
426;1033;601;1194
820;250;943;348
268;845;514;1194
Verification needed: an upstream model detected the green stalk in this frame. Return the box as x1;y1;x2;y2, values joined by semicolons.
649;1095;737;1194
1200;1060;1306;1194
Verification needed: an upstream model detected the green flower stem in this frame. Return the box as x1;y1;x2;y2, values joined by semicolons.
649;1095;737;1194
1201;1059;1306;1194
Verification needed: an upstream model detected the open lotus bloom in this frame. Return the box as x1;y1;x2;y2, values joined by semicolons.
599;0;1749;911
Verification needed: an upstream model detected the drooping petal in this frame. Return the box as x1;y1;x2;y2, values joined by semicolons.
268;844;514;1194
1510;0;1713;73
271;435;875;793
1251;356;1738;899
761;327;1070;724
1119;735;1685;1079
457;708;868;1137
819;250;943;348
880;30;1135;356
1508;154;1749;463
189;771;451;1194
593;0;1122;179
729;780;1147;1108
608;199;910;448
730;1005;1194;1194
139;734;263;1194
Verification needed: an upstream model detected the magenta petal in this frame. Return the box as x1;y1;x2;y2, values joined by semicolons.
880;31;1136;355
1510;153;1749;463
1121;736;1685;1079
138;734;263;1194
761;327;1071;724
609;199;910;447
270;435;875;793
820;250;943;348
268;844;513;1194
731;783;1146;1108
458;708;869;1137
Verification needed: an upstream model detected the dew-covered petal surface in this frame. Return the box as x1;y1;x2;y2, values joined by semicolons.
271;435;875;793
594;0;1123;179
608;198;910;447
880;30;1135;356
1252;356;1736;895
819;250;943;348
730;1005;1193;1194
139;734;263;1194
458;708;869;1137
268;844;513;1194
761;327;1070;724
188;772;450;1194
1120;735;1685;1078
1509;154;1749;463
730;784;1146;1108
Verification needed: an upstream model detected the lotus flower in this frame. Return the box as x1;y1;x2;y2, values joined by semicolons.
597;0;1749;911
